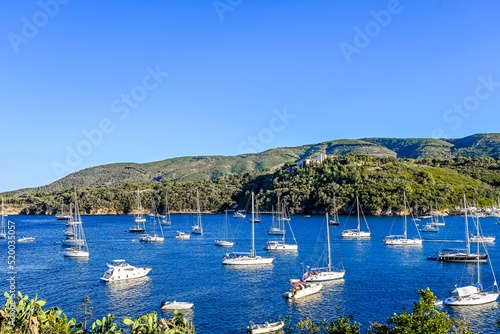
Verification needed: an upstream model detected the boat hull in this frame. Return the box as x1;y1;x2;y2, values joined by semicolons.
437;253;487;263
215;240;234;247
247;321;284;334
264;242;298;251
445;293;499;306
160;301;193;310
385;238;422;246
283;284;322;299
222;256;274;265
64;250;89;258
342;231;370;238
101;267;151;282
305;271;345;282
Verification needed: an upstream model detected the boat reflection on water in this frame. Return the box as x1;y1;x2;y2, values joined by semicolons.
449;302;499;328
104;276;152;301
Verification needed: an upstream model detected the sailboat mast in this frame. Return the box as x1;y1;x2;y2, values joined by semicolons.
251;192;255;257
196;189;202;234
404;192;407;239
334;194;338;222
464;194;470;255
356;197;360;232
327;212;332;271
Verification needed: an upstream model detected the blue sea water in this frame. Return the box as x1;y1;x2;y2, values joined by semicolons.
0;214;499;333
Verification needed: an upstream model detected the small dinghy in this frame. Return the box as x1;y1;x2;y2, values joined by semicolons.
247;320;284;334
160;301;193;310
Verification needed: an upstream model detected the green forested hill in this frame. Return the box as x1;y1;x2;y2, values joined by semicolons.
4;133;500;197
4;155;500;217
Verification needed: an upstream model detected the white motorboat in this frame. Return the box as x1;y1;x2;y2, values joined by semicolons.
247;321;284;334
385;192;422;246
420;224;439;232
304;212;345;282
130;188;146;232
160;301;193;310
63;188;89;258
139;234;164;242
470;235;495;243
444;195;499;306
191;189;203;235
222;192;273;265
233;210;246;218
101;260;151;282
215;210;234;247
18;236;35;243
175;231;191;239
283;281;322;299
341;197;371;238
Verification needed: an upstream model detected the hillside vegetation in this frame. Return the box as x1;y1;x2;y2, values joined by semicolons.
4;133;500;197
4;155;500;217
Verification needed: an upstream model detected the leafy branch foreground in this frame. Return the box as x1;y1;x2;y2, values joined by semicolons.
0;289;478;333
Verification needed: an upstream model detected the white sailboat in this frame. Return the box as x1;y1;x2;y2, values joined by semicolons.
445;197;499;306
160;193;172;226
267;199;285;235
215;210;234;247
265;205;298;251
385;192;422;246
55;198;71;220
341;196;371;238
64;189;89;258
0;197;6;238
191;189;203;235
469;216;495;243
130;188;146;233
222;192;273;265
430;199;445;226
304;213;345;281
328;194;340;226
61;202;85;247
139;199;164;242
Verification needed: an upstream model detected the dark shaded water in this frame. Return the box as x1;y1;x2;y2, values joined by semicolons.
1;214;499;333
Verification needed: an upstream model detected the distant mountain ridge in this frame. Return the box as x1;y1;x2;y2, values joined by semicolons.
5;133;500;196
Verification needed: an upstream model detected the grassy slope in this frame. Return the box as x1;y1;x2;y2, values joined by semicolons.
4;134;500;196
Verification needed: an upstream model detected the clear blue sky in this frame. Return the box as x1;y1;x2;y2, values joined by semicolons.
1;0;500;192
